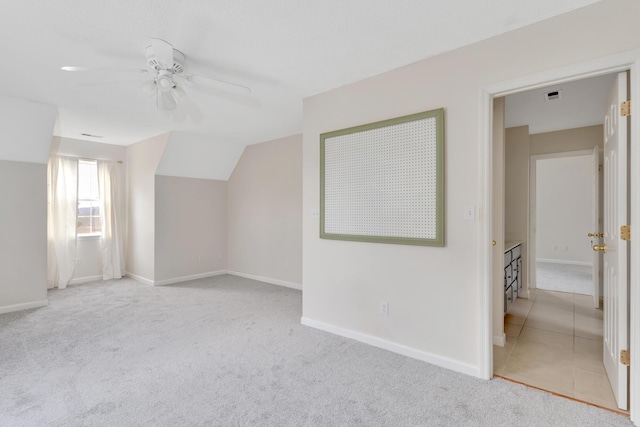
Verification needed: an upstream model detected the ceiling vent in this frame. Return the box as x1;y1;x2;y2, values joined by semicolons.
544;90;562;102
80;133;103;138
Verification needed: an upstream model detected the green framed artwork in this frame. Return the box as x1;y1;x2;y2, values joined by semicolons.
320;108;444;246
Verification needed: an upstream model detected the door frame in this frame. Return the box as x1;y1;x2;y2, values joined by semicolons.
528;149;597;295
478;49;640;422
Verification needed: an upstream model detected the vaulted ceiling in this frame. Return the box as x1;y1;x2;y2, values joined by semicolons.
1;0;601;146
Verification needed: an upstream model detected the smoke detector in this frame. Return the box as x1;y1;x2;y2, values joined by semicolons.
544;90;562;102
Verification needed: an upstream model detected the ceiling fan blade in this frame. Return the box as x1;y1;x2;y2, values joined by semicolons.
150;38;174;70
61;66;148;74
180;82;261;109
159;90;177;111
142;79;157;95
180;73;252;94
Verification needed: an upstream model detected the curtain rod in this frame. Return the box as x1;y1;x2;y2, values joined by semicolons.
51;154;124;164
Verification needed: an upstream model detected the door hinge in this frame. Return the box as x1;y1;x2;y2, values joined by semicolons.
621;349;630;366
621;100;631;117
621;225;631;241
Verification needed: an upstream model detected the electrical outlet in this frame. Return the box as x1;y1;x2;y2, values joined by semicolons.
552;244;558;251
380;301;389;316
560;245;569;252
312;209;320;219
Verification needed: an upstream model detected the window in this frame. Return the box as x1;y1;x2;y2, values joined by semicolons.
77;160;101;236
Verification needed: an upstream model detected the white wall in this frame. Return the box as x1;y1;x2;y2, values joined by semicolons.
50;137;127;283
505;126;530;244
0;96;56;313
302;0;640;375
530;125;603;155
504;126;530;304
227;134;302;288
154;175;228;283
536;155;594;264
126;133;169;283
0;160;48;312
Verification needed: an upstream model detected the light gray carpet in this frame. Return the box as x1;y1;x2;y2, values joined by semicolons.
0;275;630;426
536;261;593;295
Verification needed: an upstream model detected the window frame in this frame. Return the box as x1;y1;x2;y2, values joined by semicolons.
77;159;102;238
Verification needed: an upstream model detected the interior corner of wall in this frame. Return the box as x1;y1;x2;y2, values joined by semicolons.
133;131;171;175
226;145;248;182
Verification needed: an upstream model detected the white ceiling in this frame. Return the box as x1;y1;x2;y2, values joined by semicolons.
505;73;616;134
1;0;601;146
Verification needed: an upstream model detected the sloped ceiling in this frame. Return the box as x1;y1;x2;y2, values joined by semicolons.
156;132;246;181
0;0;601;148
0;95;57;164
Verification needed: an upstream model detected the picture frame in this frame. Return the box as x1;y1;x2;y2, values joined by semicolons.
320;108;444;246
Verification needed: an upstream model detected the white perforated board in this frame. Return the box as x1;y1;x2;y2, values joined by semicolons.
320;109;444;246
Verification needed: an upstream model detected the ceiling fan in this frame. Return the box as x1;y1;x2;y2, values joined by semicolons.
62;38;252;111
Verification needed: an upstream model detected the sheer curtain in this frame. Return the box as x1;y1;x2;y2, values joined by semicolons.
97;160;125;280
47;156;78;289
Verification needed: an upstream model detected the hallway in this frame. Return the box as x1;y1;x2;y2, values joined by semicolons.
494;289;624;413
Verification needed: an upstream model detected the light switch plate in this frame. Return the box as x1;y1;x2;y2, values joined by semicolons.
312;209;320;219
463;205;475;220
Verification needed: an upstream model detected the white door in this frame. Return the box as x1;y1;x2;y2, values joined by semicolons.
590;146;601;309
602;71;629;410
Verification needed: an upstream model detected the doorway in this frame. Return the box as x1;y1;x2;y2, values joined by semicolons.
532;152;600;297
489;71;630;412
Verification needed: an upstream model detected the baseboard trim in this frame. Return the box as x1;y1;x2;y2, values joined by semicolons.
0;299;49;315
300;317;478;377
493;333;507;347
228;271;302;291
536;258;592;267
125;272;154;286
69;275;103;285
153;270;228;286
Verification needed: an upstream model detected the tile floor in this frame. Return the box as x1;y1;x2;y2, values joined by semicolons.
494;288;626;413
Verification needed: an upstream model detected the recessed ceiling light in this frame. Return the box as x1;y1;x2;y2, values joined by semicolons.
80;133;103;138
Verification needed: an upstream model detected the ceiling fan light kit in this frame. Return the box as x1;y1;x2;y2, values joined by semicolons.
155;72;175;92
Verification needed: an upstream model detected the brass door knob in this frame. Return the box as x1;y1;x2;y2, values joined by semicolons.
587;232;604;238
592;244;607;253
492;240;496;246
